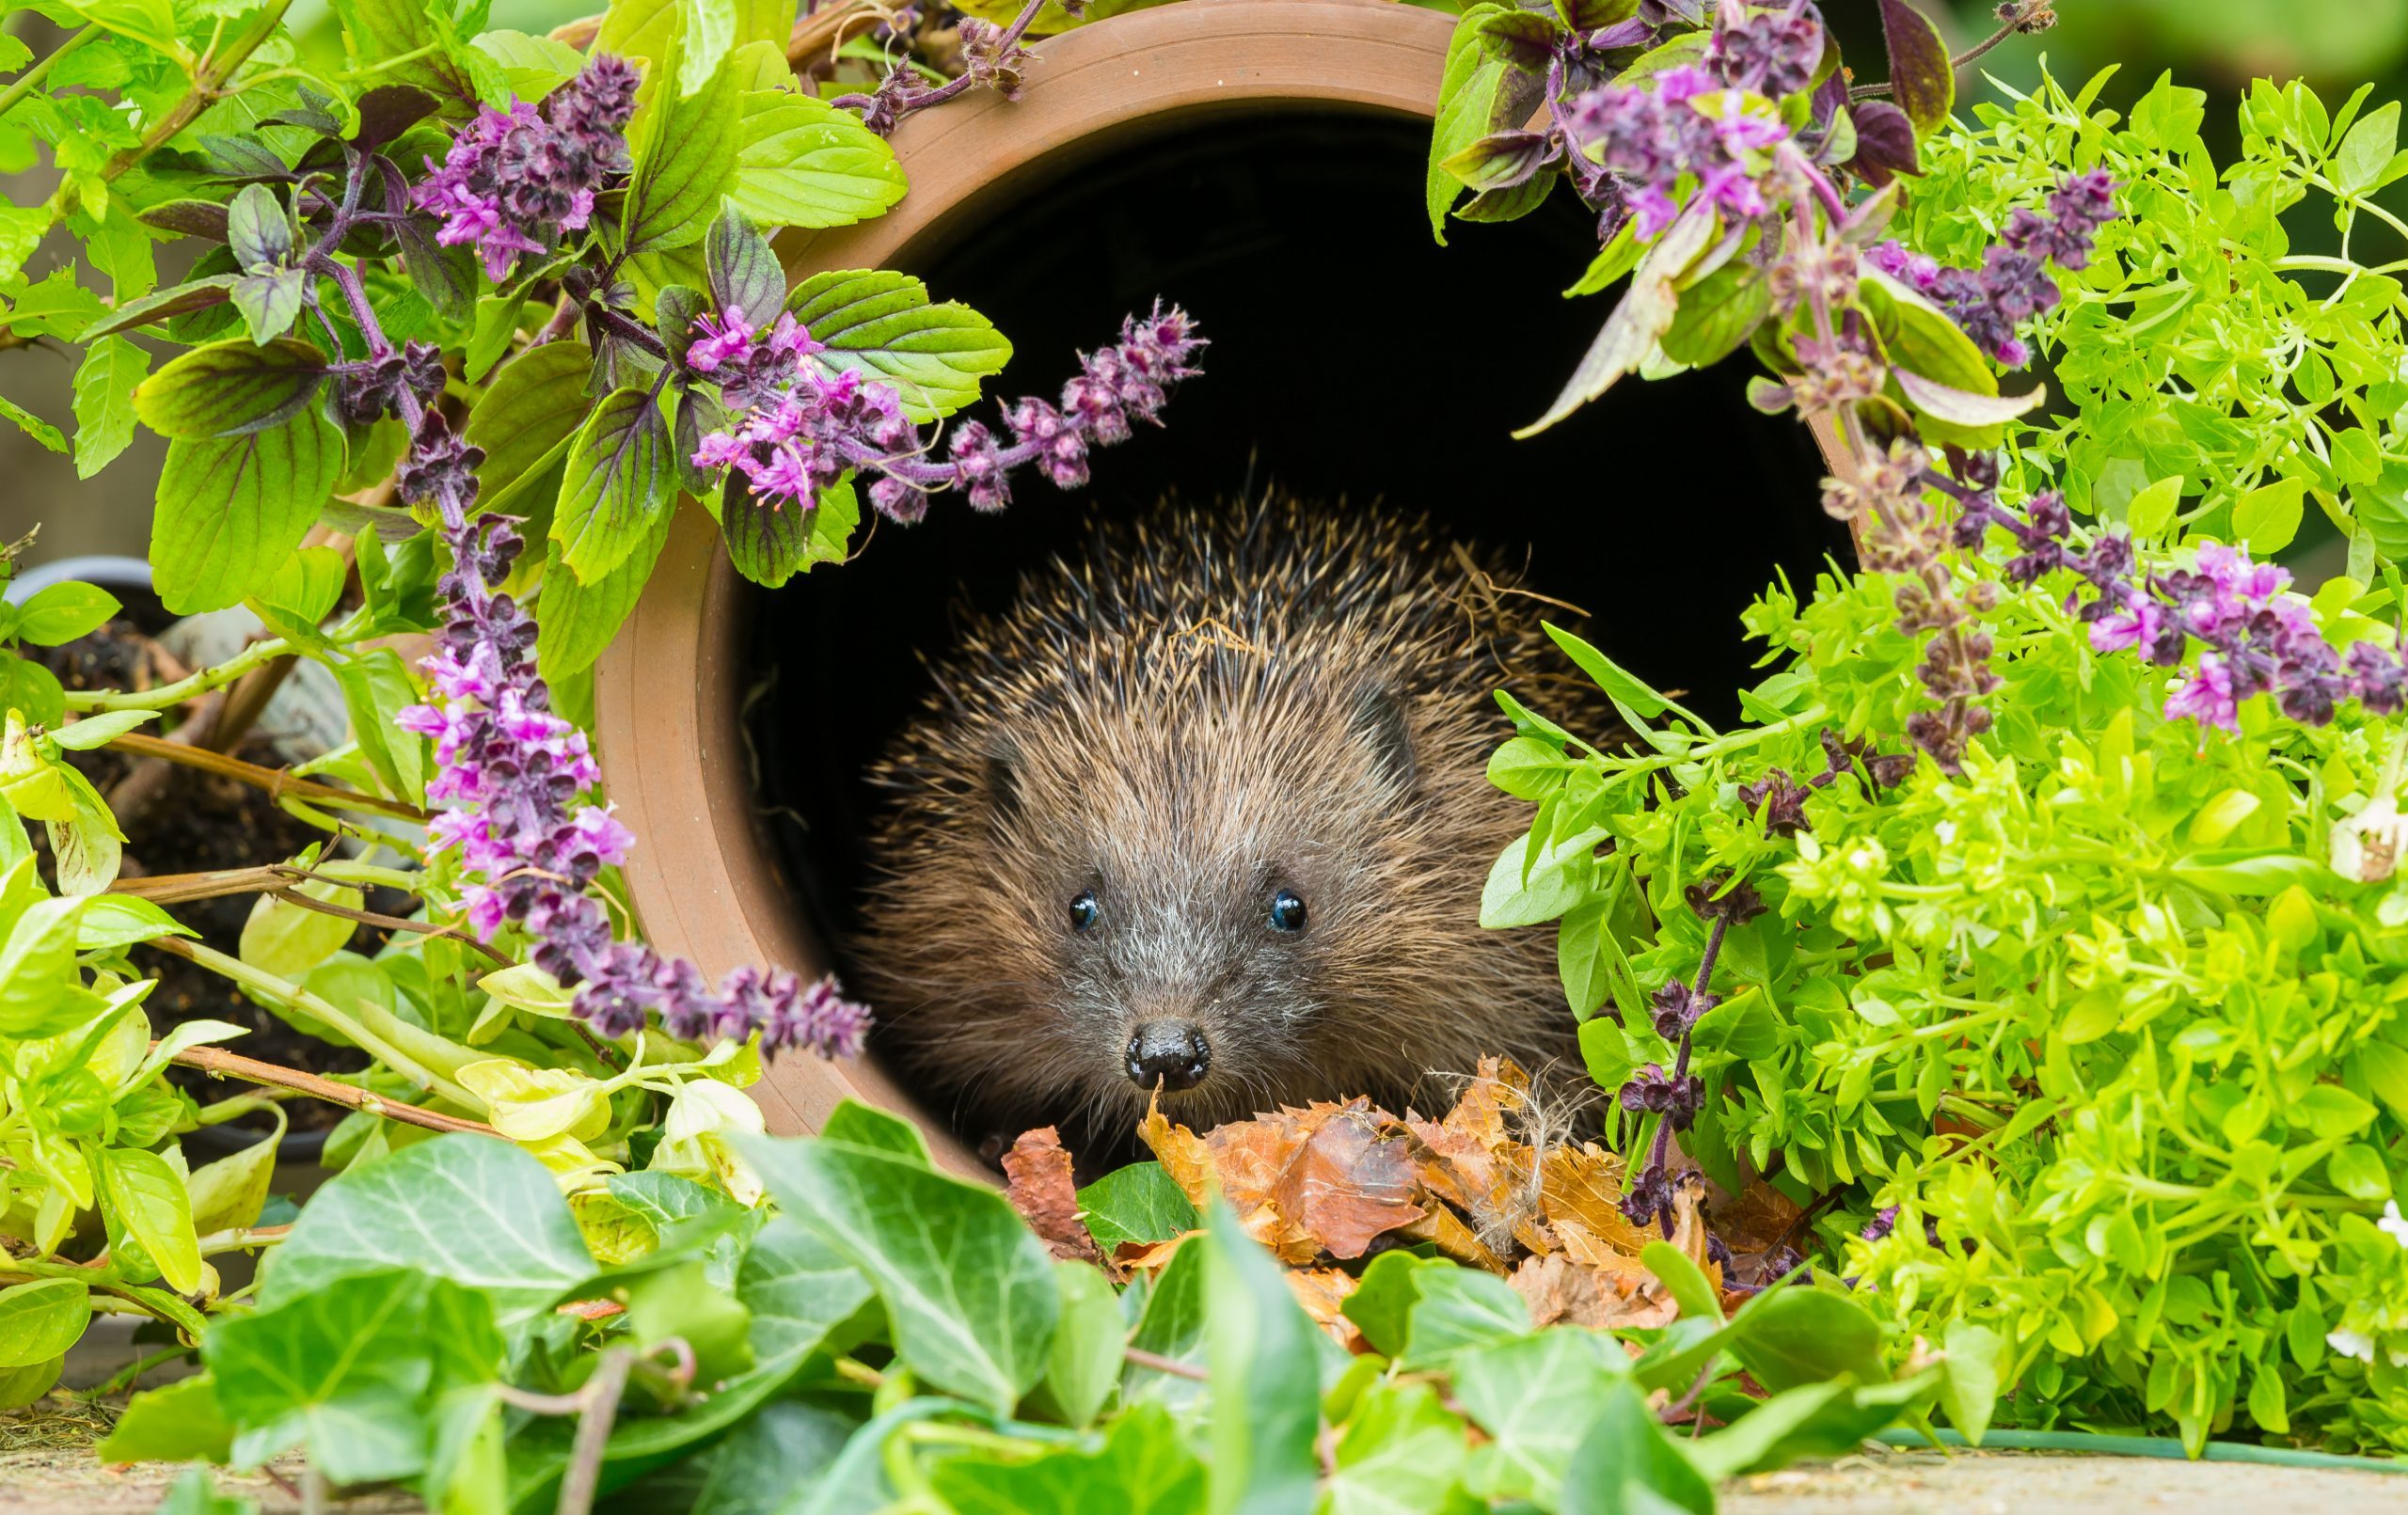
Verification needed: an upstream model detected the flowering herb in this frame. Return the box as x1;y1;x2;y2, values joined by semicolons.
1458;8;2408;1460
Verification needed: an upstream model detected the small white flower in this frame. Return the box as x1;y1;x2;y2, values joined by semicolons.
2328;1328;2376;1364
2380;1200;2408;1250
1935;820;1957;844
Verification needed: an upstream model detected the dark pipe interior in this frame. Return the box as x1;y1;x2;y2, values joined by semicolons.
747;111;1847;972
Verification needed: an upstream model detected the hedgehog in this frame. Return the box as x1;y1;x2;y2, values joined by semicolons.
851;497;1599;1156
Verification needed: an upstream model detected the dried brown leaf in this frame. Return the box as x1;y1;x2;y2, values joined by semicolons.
1001;1127;1107;1269
1288;1267;1363;1349
1271;1105;1427;1260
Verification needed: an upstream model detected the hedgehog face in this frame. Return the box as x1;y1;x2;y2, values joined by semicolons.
949;674;1422;1133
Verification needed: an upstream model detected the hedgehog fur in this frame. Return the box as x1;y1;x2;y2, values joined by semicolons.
852;496;1599;1153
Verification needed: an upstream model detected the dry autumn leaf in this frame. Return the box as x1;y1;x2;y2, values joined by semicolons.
1001;1126;1108;1269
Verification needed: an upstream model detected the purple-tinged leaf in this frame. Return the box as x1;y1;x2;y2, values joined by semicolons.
78;276;239;340
1458;175;1556;223
1518;204;1714;436
1876;0;1955;138
1893;368;2047;425
705;205;785;328
1747;376;1797;415
1441;129;1553;193
192;134;290;181
351;85;441;155
137;200;230;241
1472;8;1564;71
1848;101;1921;186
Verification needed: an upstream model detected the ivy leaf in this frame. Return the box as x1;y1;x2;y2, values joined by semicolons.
553;385;674;583
150;407;345;615
134;338;327;439
1202;1198;1323;1514
1454;1331;1626;1505
1560;1380;1714;1515
926;1404;1205;1515
727;93;907;230
1875;0;1955;138
739;1131;1061;1415
1323;1382;1469;1515
70;334;149;479
1077;1161;1199;1252
263;1136;594;1323
787;270;1011;423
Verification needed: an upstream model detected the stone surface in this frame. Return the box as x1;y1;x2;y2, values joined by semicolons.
1722;1446;2408;1513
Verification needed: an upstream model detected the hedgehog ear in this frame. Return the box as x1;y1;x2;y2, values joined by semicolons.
1350;681;1417;796
984;738;1022;828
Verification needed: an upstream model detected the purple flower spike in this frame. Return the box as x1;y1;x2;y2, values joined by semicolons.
1869;170;2119;369
415;56;639;282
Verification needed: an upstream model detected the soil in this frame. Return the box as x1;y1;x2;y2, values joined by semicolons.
35;620;372;1132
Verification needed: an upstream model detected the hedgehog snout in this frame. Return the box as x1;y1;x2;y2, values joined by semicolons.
1125;1019;1211;1092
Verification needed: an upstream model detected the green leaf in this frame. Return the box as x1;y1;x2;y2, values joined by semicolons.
1398;1263;1529;1371
927;1403;1205;1515
134;339;326;439
1939;1320;2003;1444
554;386;674;583
1202;1198;1321;1515
1560;1380;1714;1515
0;896;89;1036
0;393;64;453
683;1397;862;1515
72;891;190;948
1339;1250;1436;1359
729;93;907;230
535;514;673;681
188;1108;285;1236
98;1146;202;1292
1428;7;1514;243
720;475;855;587
98;1374;235;1464
2329;1143;2393;1201
624;43;742;257
818;1097;935;1163
1640;1240;1723;1321
1324;1381;1469;1515
230;269;307;347
1875;0;1955;137
1726;1285;1887;1394
1079;1160;1199;1251
737;1216;877;1367
705;201;787;326
467;340;591;524
0;1280;90;1368
2126;475;2182;539
1124;1237;1209;1405
1661;260;1768;368
1480;828;1608;930
209;1269;499;1485
469;29;588;97
1038;1258;1122;1429
261;1134;595;1323
2337;101;2400;194
1519;205;1714;436
331;647;427;804
1455;1329;1625;1505
70;334;149;479
2234;477;2307;555
15;582;119;646
1545;622;1671;717
787;271;1011;422
150;407;344;615
739;1132;1060;1413
240;876;362;983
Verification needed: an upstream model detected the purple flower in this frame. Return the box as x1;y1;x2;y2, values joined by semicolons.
1861;1205;1900;1241
1706;0;1825;97
415;57;639;281
2163;653;2239;731
1869;171;2118;368
1560;64;1790;243
2088;594;2163;655
685;301;1205;528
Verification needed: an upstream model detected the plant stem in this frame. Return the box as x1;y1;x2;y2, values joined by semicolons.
104;731;430;821
0;24;99;125
557;1349;634;1515
1123;1345;1209;1381
151;939;481;1108
270;885;512;967
63;636;292;712
169;1042;499;1135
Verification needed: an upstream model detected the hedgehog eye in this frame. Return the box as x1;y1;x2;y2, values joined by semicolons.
1068;889;1101;933
1268;888;1308;933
